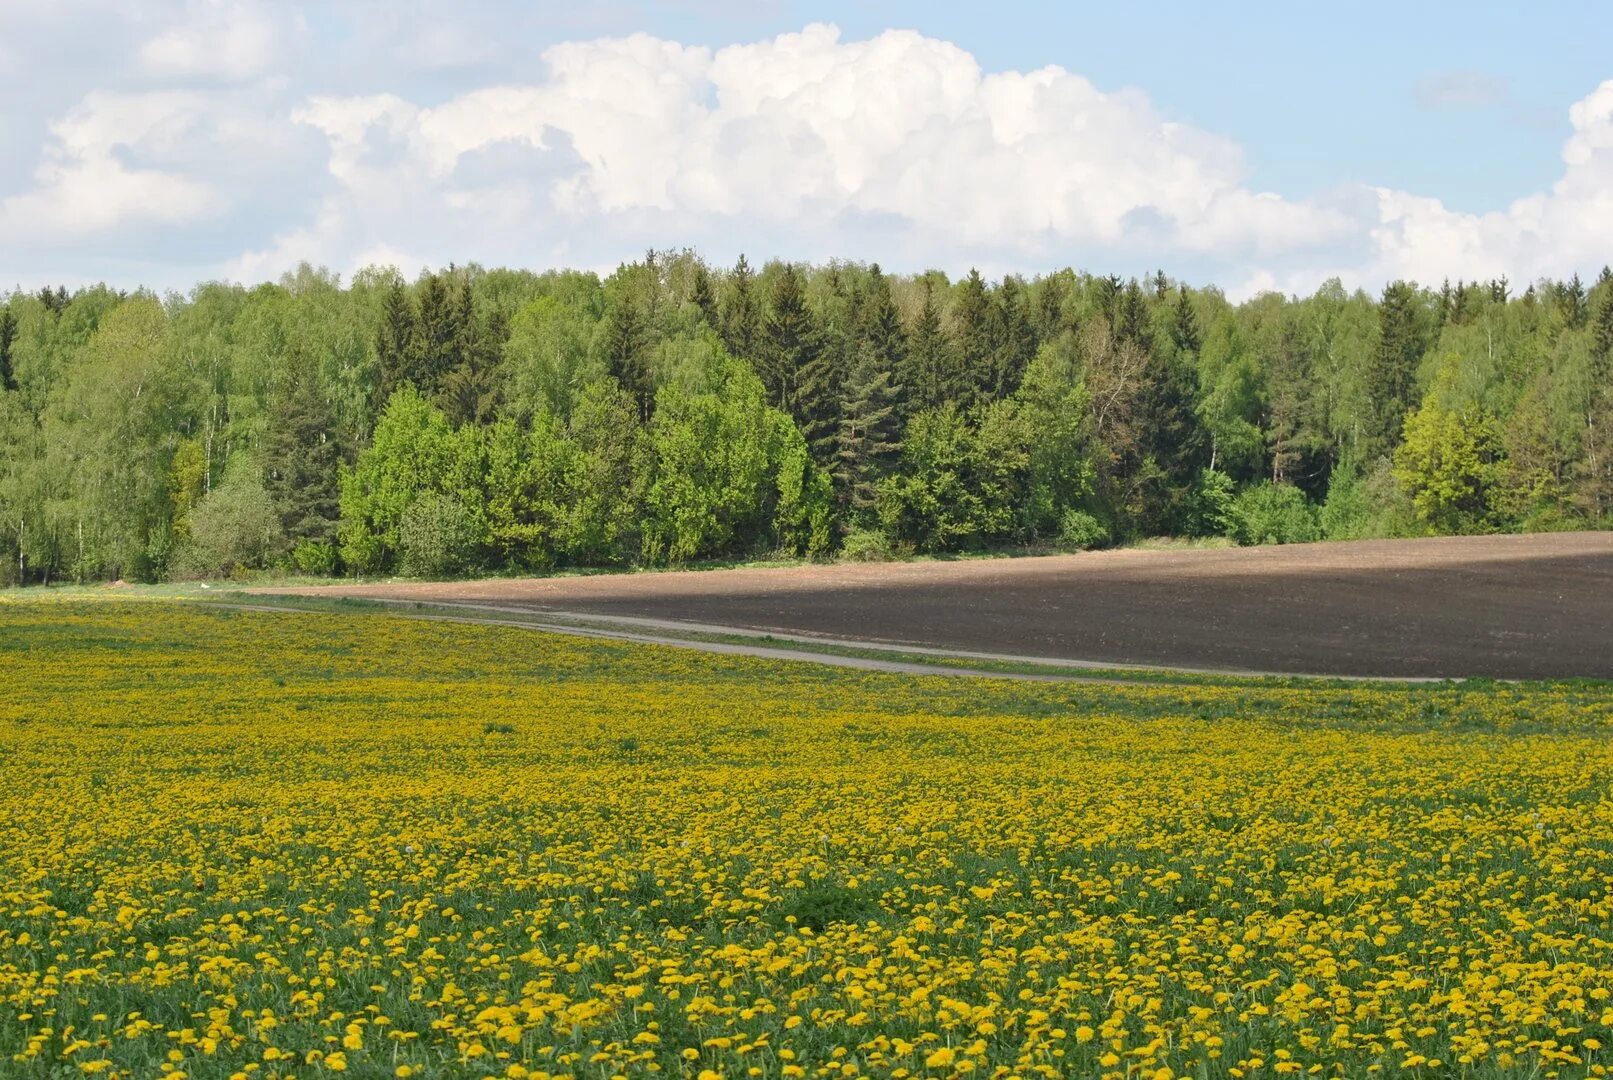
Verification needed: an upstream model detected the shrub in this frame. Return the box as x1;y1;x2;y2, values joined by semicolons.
1225;482;1320;546
839;527;894;562
173;468;283;578
397;493;477;578
1057;510;1108;551
291;539;339;577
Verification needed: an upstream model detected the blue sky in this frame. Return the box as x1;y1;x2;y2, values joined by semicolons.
2;1;1610;296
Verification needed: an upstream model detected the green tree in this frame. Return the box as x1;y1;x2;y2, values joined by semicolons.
1394;397;1507;534
1365;280;1428;461
263;357;343;552
0;309;17;392
833;342;902;524
761;264;835;466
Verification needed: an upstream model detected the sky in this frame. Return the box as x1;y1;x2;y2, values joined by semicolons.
2;0;1611;299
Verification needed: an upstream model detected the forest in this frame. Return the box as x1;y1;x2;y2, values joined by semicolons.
0;253;1609;584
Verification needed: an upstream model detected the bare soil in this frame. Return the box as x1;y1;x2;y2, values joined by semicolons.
256;533;1613;679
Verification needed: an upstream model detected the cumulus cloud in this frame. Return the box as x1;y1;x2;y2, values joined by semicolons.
3;18;1612;296
1364;79;1613;287
228;24;1370;287
0;92;226;237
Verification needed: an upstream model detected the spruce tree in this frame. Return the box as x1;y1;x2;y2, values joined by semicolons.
601;288;655;423
1117;279;1152;351
1565;273;1587;328
0;309;17;392
720;254;761;363
834;342;902;523
1172;287;1200;356
436;278;504;427
374;279;415;407
689;263;717;327
857;264;907;410
407;273;459;395
263;356;342;548
989;275;1035;399
1366;280;1427;460
762;264;835;465
902;279;950;417
951;269;993;406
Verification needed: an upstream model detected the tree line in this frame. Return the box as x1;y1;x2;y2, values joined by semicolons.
0;254;1609;584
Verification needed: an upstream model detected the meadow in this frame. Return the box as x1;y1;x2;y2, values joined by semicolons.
1;601;1612;1079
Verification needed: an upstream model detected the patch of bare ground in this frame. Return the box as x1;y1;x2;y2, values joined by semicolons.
253;533;1613;679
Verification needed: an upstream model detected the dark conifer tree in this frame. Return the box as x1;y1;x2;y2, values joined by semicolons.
834;342;902;523
902;279;950;417
989;275;1035;399
1565;272;1588;328
1172;287;1200;356
601;286;655;423
951;269;993;406
1366;280;1427;460
689;263;717;327
1092;274;1123;324
1034;273;1070;340
407;273;459;395
374;279;415;408
762;264;835;465
1117;279;1152;351
720;254;761;363
263;355;342;547
437;277;504;427
0;309;17;392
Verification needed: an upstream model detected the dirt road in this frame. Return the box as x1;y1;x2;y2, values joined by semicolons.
255;533;1613;679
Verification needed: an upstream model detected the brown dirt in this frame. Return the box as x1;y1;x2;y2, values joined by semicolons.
255;533;1613;679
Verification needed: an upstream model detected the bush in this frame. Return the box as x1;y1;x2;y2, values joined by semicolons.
1057;510;1108;551
1225;482;1320;546
838;527;894;562
172;469;283;578
291;539;339;577
397;493;477;578
1322;461;1420;540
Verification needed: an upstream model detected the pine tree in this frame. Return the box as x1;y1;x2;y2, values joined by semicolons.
989;275;1035;399
834;342;902;523
1117;279;1152;351
435;276;504;426
762;265;835;464
720;254;761;363
1366;280;1426;460
1565;273;1588;328
374;279;415;408
689;263;717;327
902;279;951;416
1034;274;1070;340
1172;287;1200;356
407;273;459;395
263;355;342;547
951;269;993;406
1596;288;1613;366
601;287;654;423
1092;274;1123;324
855;264;907;414
0;309;17;392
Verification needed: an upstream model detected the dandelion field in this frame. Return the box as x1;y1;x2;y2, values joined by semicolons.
2;603;1612;1080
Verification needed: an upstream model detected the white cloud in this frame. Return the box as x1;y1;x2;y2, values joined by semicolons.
136;0;284;81
4;18;1611;295
1364;79;1613;286
241;23;1358;283
0;92;225;237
